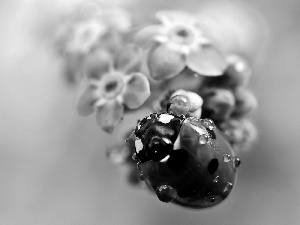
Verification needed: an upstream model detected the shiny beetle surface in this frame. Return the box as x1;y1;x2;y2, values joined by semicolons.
132;112;240;209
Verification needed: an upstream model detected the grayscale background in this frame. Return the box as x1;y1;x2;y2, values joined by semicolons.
0;0;299;224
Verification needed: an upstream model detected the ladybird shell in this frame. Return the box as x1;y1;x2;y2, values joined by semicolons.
138;118;238;209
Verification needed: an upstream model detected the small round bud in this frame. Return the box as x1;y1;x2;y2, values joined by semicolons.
168;95;191;116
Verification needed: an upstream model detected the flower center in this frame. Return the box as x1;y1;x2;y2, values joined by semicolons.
169;26;194;44
100;72;125;99
105;81;118;92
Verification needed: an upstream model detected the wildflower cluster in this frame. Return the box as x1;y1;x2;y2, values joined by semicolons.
55;1;258;188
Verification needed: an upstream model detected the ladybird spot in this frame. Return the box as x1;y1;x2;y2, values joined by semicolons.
167;149;189;171
134;139;143;153
207;158;219;174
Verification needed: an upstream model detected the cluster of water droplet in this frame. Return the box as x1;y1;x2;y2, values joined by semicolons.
223;154;241;169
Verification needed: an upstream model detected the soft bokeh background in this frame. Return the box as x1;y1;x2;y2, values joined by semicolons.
1;0;300;224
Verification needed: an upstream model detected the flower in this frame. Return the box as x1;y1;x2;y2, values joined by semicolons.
66;18;107;54
134;10;227;80
77;45;150;133
55;4;132;84
64;6;132;55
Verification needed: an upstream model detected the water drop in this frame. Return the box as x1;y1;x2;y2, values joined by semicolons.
201;118;216;130
223;182;233;194
168;95;191;116
209;197;215;202
139;174;145;181
233;157;241;168
213;175;220;183
156;185;177;203
199;134;208;144
223;154;232;163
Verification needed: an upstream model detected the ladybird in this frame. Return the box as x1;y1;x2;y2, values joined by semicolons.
131;101;240;209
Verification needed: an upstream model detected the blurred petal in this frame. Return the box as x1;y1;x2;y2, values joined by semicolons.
232;88;257;117
77;85;99;116
147;44;186;80
134;25;162;49
155;10;195;24
83;49;112;80
106;145;131;164
202;88;235;122
64;53;84;84
96;100;124;133
115;45;142;74
187;45;227;76
123;73;150;109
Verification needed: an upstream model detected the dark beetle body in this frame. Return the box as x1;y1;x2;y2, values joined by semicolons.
133;112;239;209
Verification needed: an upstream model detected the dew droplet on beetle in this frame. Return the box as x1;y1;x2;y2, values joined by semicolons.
233;157;241;168
223;154;232;163
139;174;145;181
156;185;177;203
199;134;208;144
223;182;233;194
201;118;216;130
213;175;220;183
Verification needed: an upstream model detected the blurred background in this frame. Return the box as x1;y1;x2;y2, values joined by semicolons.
0;0;300;224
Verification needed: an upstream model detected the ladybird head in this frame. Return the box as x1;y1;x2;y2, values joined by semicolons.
133;112;185;163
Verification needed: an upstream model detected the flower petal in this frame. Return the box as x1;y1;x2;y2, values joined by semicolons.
64;53;84;84
77;85;99;116
187;45;227;76
155;10;196;25
96;100;124;133
155;10;194;22
123;73;150;109
115;45;142;74
147;44;186;80
83;49;113;80
134;25;162;49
